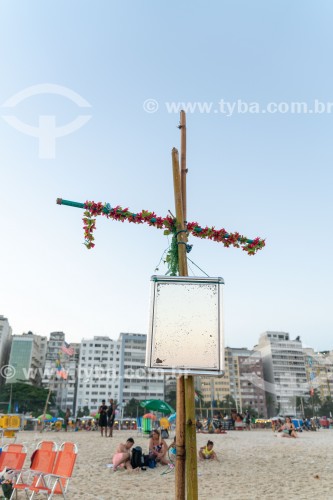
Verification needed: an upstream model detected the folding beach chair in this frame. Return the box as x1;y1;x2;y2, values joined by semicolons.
0;444;27;472
29;442;78;499
10;441;58;499
0;443;27;498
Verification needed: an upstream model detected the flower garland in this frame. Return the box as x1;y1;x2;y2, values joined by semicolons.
82;201;265;255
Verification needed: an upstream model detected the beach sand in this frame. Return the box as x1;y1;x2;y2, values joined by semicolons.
9;428;333;499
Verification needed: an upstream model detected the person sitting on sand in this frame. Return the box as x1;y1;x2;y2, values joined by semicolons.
199;440;218;461
112;438;135;470
279;417;297;438
234;413;244;430
149;429;169;465
196;419;203;432
165;436;177;464
214;423;226;434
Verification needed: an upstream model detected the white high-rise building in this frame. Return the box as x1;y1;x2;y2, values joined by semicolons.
118;332;164;404
0;315;12;385
255;331;308;416
75;333;165;415
76;336;121;414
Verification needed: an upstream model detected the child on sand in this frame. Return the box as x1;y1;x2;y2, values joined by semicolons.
168;436;176;462
199;440;218;461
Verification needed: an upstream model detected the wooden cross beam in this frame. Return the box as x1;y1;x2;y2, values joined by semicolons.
56;198;265;255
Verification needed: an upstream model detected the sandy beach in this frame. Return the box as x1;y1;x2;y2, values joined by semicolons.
6;428;333;500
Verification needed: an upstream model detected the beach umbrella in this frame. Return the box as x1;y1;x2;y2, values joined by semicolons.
143;413;157;420
168;413;176;423
37;414;53;421
140;399;175;414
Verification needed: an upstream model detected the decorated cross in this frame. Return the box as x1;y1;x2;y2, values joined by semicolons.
56;198;265;274
56;112;265;499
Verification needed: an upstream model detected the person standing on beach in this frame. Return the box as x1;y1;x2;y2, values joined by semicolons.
245;411;251;430
107;398;116;437
98;399;108;437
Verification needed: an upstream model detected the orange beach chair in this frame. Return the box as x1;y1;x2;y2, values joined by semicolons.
0;443;27;472
30;442;78;499
10;441;58;499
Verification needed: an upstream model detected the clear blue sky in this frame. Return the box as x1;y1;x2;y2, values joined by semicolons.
1;1;332;350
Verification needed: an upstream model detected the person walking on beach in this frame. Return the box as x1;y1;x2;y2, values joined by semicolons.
98;399;108;437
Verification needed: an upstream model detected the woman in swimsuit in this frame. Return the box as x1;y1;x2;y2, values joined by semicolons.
148;429;169;465
279;417;297;438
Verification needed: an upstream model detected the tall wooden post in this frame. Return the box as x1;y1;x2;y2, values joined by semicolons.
180;110;187;222
181;112;198;500
185;376;198;499
173;147;187;500
173;111;199;499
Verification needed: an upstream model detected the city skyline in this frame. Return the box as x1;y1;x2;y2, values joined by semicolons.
1;320;332;418
1;315;333;353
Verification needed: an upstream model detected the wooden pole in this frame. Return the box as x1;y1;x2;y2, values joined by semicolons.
172;147;188;275
180;110;187;222
173;147;186;500
185;376;198;499
173;137;198;499
180;112;198;500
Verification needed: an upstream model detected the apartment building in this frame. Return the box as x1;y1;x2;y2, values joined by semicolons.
42;332;80;414
255;331;308;416
303;347;333;401
118;332;164;403
75;336;121;414
7;331;47;385
0;315;12;384
75;333;164;414
199;347;267;417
